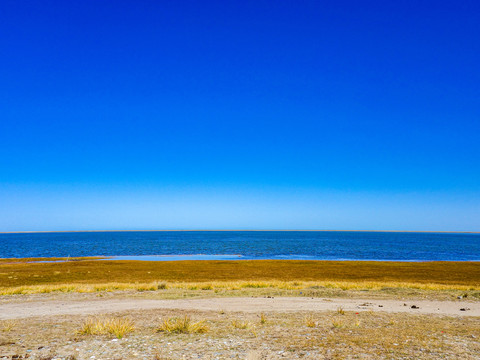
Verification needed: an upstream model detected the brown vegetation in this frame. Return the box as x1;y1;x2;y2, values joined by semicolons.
1;259;479;289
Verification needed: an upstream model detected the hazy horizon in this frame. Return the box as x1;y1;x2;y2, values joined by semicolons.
2;229;479;234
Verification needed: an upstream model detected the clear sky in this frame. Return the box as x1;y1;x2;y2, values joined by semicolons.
1;1;479;232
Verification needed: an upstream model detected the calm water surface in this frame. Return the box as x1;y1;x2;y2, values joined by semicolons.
1;231;479;261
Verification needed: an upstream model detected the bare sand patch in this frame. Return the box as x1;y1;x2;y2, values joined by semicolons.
1;296;478;320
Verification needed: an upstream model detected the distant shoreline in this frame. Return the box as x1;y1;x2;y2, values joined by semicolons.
1;256;480;263
1;229;479;234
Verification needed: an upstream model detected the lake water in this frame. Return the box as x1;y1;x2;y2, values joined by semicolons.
0;231;479;261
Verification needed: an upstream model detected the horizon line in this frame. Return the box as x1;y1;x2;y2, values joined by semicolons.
1;229;479;234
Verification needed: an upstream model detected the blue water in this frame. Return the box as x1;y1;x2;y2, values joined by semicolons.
0;231;479;261
110;255;243;261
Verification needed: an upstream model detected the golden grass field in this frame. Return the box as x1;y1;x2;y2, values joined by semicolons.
1;259;479;296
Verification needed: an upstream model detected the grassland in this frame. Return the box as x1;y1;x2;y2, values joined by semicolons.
2;259;480;286
1;259;479;297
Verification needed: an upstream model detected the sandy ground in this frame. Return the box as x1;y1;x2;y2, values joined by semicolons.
1;294;480;359
1;296;478;320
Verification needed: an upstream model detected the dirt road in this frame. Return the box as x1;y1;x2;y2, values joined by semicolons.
1;296;478;319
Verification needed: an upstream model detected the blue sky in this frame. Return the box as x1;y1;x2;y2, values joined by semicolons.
1;1;479;231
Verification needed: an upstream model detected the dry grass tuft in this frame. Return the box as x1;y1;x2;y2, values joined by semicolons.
107;317;136;339
156;315;209;334
77;316;135;338
77;317;102;335
231;319;253;329
1;319;17;332
304;315;316;328
332;319;344;328
259;312;267;325
337;306;345;315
